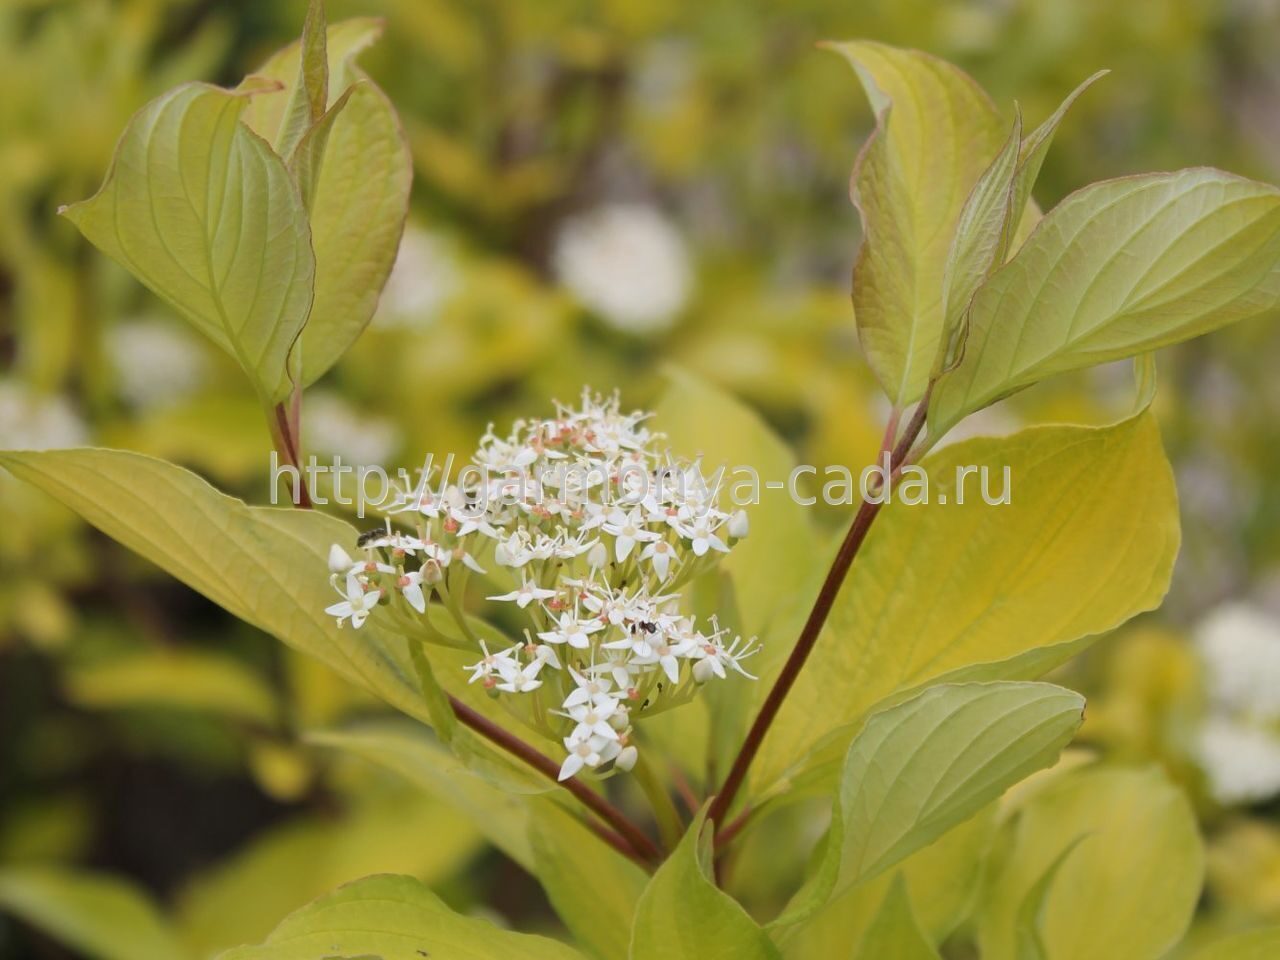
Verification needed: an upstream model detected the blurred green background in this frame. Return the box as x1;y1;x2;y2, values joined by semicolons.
4;0;1280;955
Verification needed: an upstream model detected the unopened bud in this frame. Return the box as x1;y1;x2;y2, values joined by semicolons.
693;657;716;684
615;745;638;772
728;509;749;539
328;544;354;574
495;542;513;566
587;541;607;570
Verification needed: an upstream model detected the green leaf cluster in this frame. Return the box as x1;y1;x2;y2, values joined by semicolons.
59;6;410;404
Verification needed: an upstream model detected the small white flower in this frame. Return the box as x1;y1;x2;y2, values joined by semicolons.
464;641;521;686
324;576;381;629
555;737;604;783
603;506;660;562
691;632;761;682
318;387;760;776
538;610;603;649
558;732;620;781
552;533;599;560
398;570;427;613
563;667;616;708
728;509;749;539
639;539;676;580
588;654;642;692
632;636;695;685
565;694;621;741
364;532;427;555
494;531;533;567
488;577;558;609
679;516;729;557
532;643;562;670
496;658;546;694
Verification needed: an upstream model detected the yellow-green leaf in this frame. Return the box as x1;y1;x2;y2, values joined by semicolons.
273;0;328;161
754;411;1178;794
929;169;1280;437
242;19;382;143
1000;71;1107;263
286;83;352;211
0;446;430;724
176;783;481;959
826;40;1007;406
630;811;780;960
60;83;315;403
309;722;539;870
977;766;1203;960
832;682;1083;894
217;873;588;960
1012;838;1085;960
775;807;994;957
63;649;278;726
1190;927;1280;960
853;875;940;960
244;19;411;385
531;803;649;960
0;867;190;960
940;112;1022;364
300;78;411;383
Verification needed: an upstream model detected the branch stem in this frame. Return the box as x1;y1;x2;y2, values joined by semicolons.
271;401;312;509
447;694;661;868
706;392;931;836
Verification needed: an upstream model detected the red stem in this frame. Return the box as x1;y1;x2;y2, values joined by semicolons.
273;402;313;509
448;695;661;867
707;396;930;836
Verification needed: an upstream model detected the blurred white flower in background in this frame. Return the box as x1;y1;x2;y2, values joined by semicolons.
1198;716;1280;805
373;226;459;331
553;203;692;334
304;391;399;466
107;318;206;410
1194;602;1280;804
0;382;88;450
1198;603;1280;719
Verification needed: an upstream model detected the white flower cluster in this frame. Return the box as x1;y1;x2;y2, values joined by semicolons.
323;389;757;781
1194;603;1280;805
